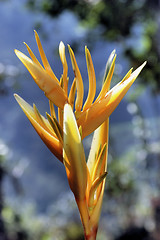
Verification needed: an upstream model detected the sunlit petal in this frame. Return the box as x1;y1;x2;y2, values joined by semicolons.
34;30;59;82
83;47;96;111
88;172;107;210
14;94;63;162
95;54;116;103
87;120;109;177
91;143;107;181
121;67;133;82
68;78;76;109
89;180;105;228
63;103;88;200
102;49;116;84
78;62;146;138
15;50;67;109
24;42;43;70
46;113;63;144
59;41;68;94
33;103;54;135
49;100;56;119
68;45;84;112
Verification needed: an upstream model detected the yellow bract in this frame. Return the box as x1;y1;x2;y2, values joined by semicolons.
77;62;146;138
15;31;146;140
14;31;146;240
14;94;63;161
63;103;88;201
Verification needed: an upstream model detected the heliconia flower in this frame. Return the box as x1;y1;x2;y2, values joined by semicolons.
14;31;146;240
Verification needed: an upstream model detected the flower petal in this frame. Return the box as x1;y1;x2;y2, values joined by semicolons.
78;62;146;138
68;78;76;109
91;143;107;182
88;172;107;210
68;45;84;112
46;113;63;144
83;47;96;111
14;94;63;162
59;41;68;94
102;49;116;84
34;30;59;82
63;103;88;200
15;50;67;109
89;179;105;228
87;118;109;221
87;118;109;177
24;42;43;70
95;54;116;103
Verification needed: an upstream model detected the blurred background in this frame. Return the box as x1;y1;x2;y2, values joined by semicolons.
1;0;160;239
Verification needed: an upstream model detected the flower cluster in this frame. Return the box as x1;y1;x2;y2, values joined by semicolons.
14;31;146;240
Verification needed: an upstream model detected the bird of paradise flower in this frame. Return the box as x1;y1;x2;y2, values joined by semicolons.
14;31;146;240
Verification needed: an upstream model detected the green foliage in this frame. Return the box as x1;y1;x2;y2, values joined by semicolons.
107;149;136;198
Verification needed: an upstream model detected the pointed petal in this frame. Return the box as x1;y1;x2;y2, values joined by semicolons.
121;68;133;82
14;94;63;162
33;104;54;136
68;45;84;112
87;121;109;225
78;62;146;138
68;78;76;109
88;172;107;210
102;49;116;84
63;104;90;232
34;30;59;82
15;50;67;109
49;100;56;119
63;103;88;200
83;47;96;111
91;143;107;181
46;113;63;144
24;42;43;70
87;119;109;176
95;54;116;103
89;179;106;228
59;41;68;94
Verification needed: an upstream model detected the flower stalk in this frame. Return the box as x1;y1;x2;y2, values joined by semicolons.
14;31;146;239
